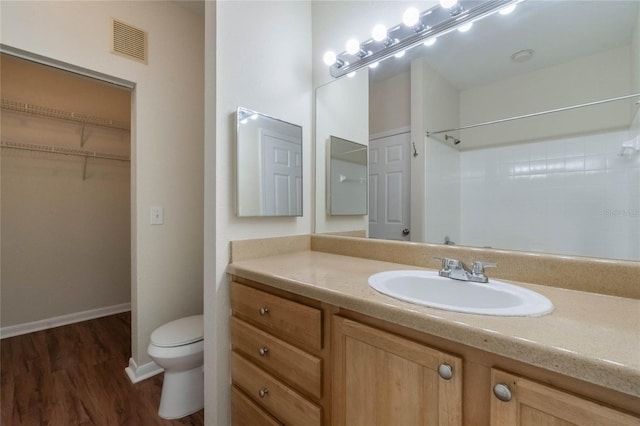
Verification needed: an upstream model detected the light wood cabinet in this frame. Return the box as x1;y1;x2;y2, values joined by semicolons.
229;278;640;426
332;316;463;426
230;281;322;351
232;353;322;426
231;386;282;426
230;281;325;426
231;317;322;398
490;369;640;426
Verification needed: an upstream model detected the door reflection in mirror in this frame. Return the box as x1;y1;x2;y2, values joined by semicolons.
369;131;411;241
236;107;302;217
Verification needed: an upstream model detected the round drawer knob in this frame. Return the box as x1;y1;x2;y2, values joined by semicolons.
258;388;269;398
438;363;453;380
493;383;512;402
259;347;269;357
259;307;269;316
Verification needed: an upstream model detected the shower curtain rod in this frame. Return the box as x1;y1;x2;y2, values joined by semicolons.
426;93;640;137
0;140;130;162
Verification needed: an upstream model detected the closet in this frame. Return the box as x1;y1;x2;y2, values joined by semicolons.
0;54;132;335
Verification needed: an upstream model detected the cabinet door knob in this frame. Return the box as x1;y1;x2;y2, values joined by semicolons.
259;307;269;315
259;347;269;357
258;388;269;398
438;363;453;380
493;383;512;402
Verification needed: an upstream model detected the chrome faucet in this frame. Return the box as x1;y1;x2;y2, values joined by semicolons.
434;257;497;283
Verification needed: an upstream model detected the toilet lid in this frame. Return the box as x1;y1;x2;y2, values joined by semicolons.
150;315;203;347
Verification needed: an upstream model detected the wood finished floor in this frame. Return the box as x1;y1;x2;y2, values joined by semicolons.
1;312;204;426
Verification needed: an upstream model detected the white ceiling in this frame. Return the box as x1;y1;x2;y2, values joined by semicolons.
370;0;640;89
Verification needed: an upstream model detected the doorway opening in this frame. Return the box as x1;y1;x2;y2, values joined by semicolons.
369;128;411;241
0;52;133;340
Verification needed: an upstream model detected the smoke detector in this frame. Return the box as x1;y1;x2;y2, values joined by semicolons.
510;49;535;63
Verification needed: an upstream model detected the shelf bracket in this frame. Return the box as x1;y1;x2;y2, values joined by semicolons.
82;156;88;181
80;124;88;147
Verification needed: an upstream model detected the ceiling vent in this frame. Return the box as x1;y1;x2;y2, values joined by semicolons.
111;18;148;64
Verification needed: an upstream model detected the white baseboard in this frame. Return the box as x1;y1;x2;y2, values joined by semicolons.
125;357;163;383
0;303;131;339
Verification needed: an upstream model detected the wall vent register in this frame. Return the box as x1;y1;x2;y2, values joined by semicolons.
111;18;148;64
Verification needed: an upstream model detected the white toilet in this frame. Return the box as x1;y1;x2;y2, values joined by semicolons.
147;314;204;419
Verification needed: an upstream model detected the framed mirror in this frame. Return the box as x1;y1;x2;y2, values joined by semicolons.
236;107;303;217
328;136;368;215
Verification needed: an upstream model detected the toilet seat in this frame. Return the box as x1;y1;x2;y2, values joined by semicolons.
150;315;203;347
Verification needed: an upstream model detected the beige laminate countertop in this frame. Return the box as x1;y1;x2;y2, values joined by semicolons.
227;250;640;398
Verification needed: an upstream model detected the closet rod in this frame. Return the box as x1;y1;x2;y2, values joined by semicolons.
0;140;130;162
427;93;640;137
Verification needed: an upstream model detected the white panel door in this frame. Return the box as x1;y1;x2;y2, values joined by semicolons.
261;130;302;216
369;132;411;240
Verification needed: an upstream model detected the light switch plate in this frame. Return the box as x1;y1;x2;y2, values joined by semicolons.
151;206;164;225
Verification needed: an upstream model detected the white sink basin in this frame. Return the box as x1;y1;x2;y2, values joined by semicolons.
368;270;554;316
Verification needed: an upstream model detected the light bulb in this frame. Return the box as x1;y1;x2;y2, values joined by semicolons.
403;7;420;27
458;22;473;32
439;0;458;9
499;4;516;15
323;51;337;66
394;50;406;59
346;38;361;55
371;24;388;42
250;114;258;120
423;37;436;47
369;62;379;69
240;118;248;125
347;71;356;78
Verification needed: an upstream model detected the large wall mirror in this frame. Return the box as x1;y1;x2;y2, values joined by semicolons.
236;107;303;217
314;0;640;261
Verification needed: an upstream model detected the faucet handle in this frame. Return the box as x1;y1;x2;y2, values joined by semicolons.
471;261;497;275
433;257;460;271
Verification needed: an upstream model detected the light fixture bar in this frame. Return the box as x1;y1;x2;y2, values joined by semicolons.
330;0;520;78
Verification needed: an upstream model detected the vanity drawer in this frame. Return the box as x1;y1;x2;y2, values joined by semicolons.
231;316;322;399
231;385;283;426
231;282;322;351
232;352;322;426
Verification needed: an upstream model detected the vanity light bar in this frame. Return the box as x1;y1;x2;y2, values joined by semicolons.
328;0;521;78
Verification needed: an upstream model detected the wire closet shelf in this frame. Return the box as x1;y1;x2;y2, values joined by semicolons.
1;98;130;131
1;98;131;180
0;140;130;162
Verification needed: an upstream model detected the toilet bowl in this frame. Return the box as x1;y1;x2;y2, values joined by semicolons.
147;315;204;419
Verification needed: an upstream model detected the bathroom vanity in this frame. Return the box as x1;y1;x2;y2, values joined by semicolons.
227;235;640;426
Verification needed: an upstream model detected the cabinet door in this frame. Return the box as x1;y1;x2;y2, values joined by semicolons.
490;369;640;426
332;316;462;426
